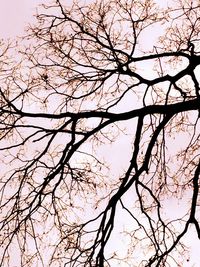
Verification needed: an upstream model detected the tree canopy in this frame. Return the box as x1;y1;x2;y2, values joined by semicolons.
0;0;200;266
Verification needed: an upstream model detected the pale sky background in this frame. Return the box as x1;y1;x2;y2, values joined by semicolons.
0;1;199;266
0;0;44;38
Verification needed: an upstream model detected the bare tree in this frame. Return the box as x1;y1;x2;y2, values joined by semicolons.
0;0;200;266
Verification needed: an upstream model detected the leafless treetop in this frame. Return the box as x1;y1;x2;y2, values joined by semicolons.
0;0;200;266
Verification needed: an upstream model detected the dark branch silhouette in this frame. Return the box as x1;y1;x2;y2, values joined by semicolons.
0;0;200;266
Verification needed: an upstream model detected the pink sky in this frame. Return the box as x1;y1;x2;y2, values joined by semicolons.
0;0;42;38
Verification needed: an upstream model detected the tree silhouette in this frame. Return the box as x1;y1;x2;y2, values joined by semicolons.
0;0;200;266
